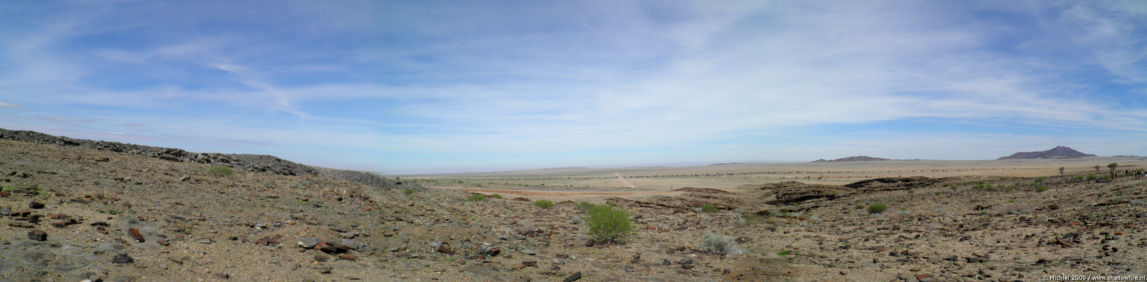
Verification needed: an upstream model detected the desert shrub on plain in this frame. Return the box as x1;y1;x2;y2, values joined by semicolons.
489;193;503;199
585;204;634;243
699;232;740;256
1087;174;1098;181
533;200;555;209
403;189;414;195
208;166;233;177
868;203;888;214
468;194;487;201
699;203;719;213
1036;186;1048;193
577;201;595;211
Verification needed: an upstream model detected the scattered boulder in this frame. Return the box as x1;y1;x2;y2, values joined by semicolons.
112;253;134;264
27;230;47;241
563;271;582;282
297;238;321;249
28;201;44;209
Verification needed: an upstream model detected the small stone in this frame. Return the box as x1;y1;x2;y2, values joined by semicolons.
522;249;536;256
631;253;641;264
0;207;10;216
437;243;455;255
315;254;330;262
28;230;47;241
338;254;357;261
0;190;10;197
315;265;333;274
199;239;212;244
522;261;537;267
662;259;672;265
113;253;134;264
297;238;321;249
214;273;230;280
563;271;582;282
28;201;44;209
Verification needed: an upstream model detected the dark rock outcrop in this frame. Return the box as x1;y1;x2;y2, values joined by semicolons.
845;176;938;190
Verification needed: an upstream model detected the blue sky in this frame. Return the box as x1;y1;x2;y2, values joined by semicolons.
1;1;1145;173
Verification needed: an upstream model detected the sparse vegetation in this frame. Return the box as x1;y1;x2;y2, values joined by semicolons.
1034;177;1046;184
699;232;740;256
467;194;487;201
208;165;233;177
699;203;719;213
489;193;503;199
1087;174;1098;181
1036;185;1048;193
533;200;555;209
585;204;634;243
577;201;595;211
777;250;791;256
403;189;414;195
868;203;888;214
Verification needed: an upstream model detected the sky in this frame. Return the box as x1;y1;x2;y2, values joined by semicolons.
1;1;1145;174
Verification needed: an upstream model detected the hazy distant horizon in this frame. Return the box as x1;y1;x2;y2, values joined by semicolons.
2;1;1145;173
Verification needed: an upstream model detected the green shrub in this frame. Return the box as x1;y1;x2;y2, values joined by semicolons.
868;203;888;214
490;194;503;199
208;166;233;177
585;205;634;243
1087;174;1097;181
699;203;719;213
1036;186;1048;193
533;200;555;209
403;189;414;195
777;250;791;256
577;201;596;211
1034;177;1046;184
468;194;487;201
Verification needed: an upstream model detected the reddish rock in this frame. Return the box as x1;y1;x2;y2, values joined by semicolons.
48;214;69;220
437;243;455;255
28;201;44;209
338;254;356;261
129;228;145;242
28;230;47;241
157;239;169;246
0;191;10;197
916;274;930;280
51;219;79;228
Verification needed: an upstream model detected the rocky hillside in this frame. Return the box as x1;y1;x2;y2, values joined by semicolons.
813;156;890;162
0;128;415;192
998;146;1096;160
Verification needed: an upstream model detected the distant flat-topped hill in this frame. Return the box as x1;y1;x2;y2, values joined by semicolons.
998;146;1096;160
813;155;890;162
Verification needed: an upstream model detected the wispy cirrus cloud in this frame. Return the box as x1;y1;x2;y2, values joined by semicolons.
0;0;1145;172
